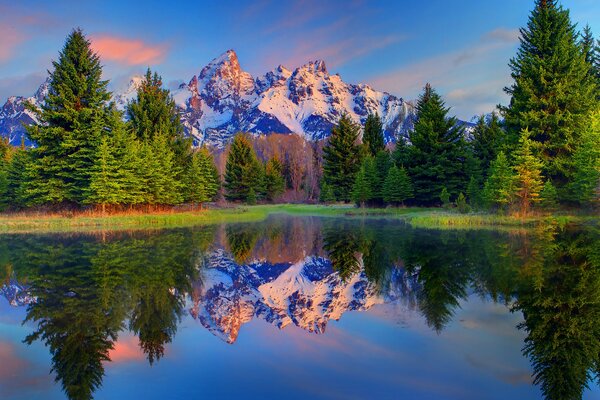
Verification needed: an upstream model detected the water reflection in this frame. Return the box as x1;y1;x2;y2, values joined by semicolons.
0;217;598;400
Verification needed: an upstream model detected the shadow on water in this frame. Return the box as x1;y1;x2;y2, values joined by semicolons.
0;216;598;400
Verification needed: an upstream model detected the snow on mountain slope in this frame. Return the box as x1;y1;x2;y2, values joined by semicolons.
0;79;49;146
1;50;418;147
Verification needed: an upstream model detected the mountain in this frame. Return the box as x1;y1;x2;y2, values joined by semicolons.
0;79;49;146
0;50;417;147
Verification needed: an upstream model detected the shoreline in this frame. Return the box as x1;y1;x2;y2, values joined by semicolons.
0;204;596;234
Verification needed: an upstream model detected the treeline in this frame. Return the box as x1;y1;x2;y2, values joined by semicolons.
0;30;219;212
321;0;600;214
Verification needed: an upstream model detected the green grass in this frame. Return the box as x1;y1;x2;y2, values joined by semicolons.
0;204;595;233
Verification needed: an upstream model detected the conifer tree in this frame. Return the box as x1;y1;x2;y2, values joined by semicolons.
26;28;111;205
440;187;450;208
323;114;363;202
351;164;372;207
152;133;183;205
363;113;385;156
264;157;285;201
383;165;413;206
502;0;597;188
466;176;482;209
3;147;31;209
406;84;469;205
539;179;559;211
183;151;208;208
513;130;544;216
581;25;600;82
373;150;392;204
224;134;263;202
570;111;600;207
483;152;515;210
470;113;505;175
86;136;122;214
319;181;336;203
361;156;379;204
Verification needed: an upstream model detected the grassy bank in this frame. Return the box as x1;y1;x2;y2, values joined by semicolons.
0;204;595;233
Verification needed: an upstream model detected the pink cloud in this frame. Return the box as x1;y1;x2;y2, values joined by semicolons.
91;35;168;66
107;336;144;363
0;26;26;62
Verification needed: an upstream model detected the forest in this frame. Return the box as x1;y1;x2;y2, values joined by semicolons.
0;0;598;217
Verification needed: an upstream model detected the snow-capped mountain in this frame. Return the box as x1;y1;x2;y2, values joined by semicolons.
1;279;36;307
0;50;417;147
0;79;49;146
190;249;420;343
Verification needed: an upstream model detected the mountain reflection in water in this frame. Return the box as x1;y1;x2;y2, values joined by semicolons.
0;215;598;400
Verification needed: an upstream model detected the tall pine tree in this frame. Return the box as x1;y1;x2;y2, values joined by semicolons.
323;114;363;202
502;0;597;190
363;113;385;156
26;28;111;206
513;129;544;216
405;84;469;205
224;134;263;202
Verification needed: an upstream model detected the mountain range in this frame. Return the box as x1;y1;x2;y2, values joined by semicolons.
0;50;419;147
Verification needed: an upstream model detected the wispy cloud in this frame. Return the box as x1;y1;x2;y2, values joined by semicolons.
367;27;520;118
90;35;169;66
0;26;26;62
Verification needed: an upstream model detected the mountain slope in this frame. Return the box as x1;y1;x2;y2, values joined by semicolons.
0;50;419;147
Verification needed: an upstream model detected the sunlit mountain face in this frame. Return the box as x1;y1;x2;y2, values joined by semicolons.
0;216;598;400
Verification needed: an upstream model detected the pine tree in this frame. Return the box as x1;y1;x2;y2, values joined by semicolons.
581;25;600;82
373;150;392;204
483;152;515;210
319;181;336;203
323;114;363;202
383;165;413;206
351;164;372;207
361;156;379;204
264;157;285;201
471;113;506;176
152;133;183;205
539;179;559;211
183;147;219;208
466;175;483;209
405;84;469;205
224;134;263;202
570;111;600;207
363;113;385;156
513;129;544;216
127;68;191;187
86;136;122;213
3;147;31;209
502;0;597;189
440;187;450;207
25;29;112;206
456;192;470;214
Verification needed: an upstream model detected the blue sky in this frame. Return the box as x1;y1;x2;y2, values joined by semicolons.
0;0;598;118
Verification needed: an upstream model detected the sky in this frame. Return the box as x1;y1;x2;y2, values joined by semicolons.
0;0;599;119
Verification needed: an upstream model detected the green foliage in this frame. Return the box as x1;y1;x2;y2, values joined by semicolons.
323;114;363;202
569;111;600;207
513;130;545;216
225;134;263;202
539;179;559;211
264;157;285;201
470;113;506;175
25;28;112;205
351;164;372;206
456;192;470;214
405;84;469;205
383;165;413;205
502;0;597;188
373;150;392;203
466;175;483;209
247;187;257;205
440;187;450;207
319;181;336;203
363;113;385;156
483;152;515;210
184;147;219;206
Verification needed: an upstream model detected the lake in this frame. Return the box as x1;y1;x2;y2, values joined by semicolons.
0;215;599;400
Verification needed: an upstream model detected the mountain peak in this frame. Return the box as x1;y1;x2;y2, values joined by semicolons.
199;49;242;80
298;59;327;75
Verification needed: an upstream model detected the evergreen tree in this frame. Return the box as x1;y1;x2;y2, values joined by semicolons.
319;181;336;203
264;157;285;201
483;152;515;210
247;187;257;205
183;151;208;207
127;68;191;187
392;138;410;168
581;25;600;82
25;29;111;205
383;165;413;206
224;134;263;202
456;192;469;214
470;113;505;175
440;187;450;207
351;164;372;207
570;111;600;207
405;84;469;205
466;175;482;209
363;113;385;156
539;179;559;211
373;150;392;204
86;136;122;213
3;147;31;209
323;114;363;202
513;130;545;216
502;0;597;188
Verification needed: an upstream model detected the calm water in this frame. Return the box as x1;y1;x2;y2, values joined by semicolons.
0;215;599;400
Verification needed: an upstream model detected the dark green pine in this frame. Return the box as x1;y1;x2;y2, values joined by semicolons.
363;113;385;156
25;28;111;206
501;0;597;189
224;133;263;202
323;113;363;202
